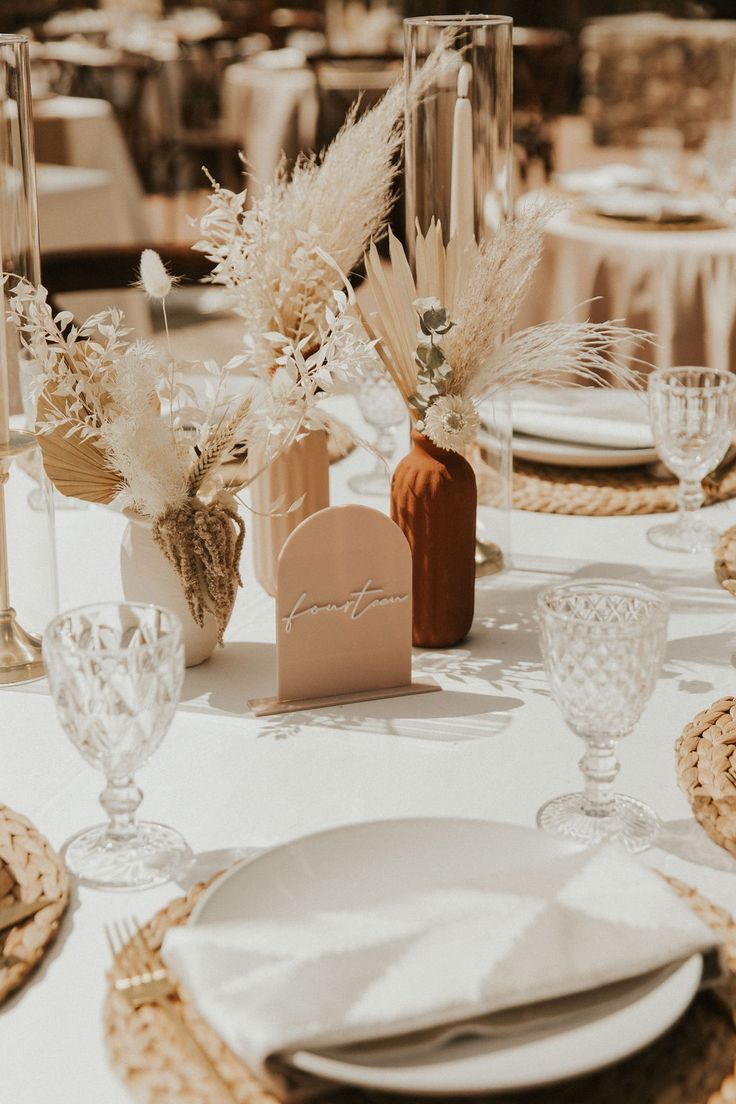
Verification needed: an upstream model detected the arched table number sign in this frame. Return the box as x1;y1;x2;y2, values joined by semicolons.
248;505;440;717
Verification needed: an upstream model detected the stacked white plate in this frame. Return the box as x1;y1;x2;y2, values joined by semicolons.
480;386;659;468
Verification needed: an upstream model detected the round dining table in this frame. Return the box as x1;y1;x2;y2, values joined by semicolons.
517;203;736;375
3;393;736;1102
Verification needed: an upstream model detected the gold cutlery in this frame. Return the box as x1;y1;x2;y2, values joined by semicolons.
0;896;54;933
105;917;237;1104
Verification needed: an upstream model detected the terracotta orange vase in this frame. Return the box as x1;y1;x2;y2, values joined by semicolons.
391;430;477;648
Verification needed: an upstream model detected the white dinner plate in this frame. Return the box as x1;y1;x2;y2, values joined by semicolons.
510;432;659;468
189;818;702;1097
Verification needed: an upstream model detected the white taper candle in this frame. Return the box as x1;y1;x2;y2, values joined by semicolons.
450;61;475;254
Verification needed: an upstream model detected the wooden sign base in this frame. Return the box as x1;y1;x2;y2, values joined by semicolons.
249;678;440;718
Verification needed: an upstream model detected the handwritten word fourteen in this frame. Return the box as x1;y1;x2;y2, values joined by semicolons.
282;579;408;633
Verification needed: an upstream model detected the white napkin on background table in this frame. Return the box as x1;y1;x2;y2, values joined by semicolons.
162;844;714;1093
502;386;653;449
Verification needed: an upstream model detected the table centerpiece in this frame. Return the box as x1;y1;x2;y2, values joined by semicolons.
360;207;645;647
4;254;325;664
194;48;447;596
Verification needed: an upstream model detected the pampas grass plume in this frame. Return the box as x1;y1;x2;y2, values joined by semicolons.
139;250;173;301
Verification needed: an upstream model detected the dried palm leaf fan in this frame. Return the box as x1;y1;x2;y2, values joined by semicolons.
35;394;122;504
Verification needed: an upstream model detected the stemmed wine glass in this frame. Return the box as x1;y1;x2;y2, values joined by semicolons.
43;602;192;890
348;366;408;496
536;579;668;854
647;367;736;553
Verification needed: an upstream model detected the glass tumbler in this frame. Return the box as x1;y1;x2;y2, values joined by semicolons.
648;367;736;553
43;602;192;890
536;579;668;854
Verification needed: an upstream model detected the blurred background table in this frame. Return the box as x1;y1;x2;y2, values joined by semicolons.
517;204;736;375
33;94;149;239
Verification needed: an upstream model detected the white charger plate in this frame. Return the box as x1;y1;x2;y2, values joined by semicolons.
189;819;702;1097
511;432;659;468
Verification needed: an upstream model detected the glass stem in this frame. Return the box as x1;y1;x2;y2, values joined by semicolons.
580;739;619;818
100;775;143;841
677;478;704;532
374;426;395;461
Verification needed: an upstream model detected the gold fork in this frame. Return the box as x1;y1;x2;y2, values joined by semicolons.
105;917;237;1103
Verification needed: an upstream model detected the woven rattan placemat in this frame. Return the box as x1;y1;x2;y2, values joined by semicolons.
0;803;69;1005
676;696;736;860
512;458;736;516
105;871;736;1104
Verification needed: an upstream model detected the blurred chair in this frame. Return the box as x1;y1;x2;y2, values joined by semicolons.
142;41;243;193
512;27;576;189
513;27;577;119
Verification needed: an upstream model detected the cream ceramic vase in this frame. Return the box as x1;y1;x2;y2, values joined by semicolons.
120;512;220;667
250;429;329;596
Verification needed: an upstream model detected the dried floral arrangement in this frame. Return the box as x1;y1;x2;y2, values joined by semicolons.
193;51;447;445
360;208;645;453
4;253;304;641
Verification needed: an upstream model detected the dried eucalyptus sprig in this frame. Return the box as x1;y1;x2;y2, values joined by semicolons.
409;300;479;451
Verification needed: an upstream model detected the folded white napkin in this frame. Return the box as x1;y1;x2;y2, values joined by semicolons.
162;844;713;1094
501;385;653;449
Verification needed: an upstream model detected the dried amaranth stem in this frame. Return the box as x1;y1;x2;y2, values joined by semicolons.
153;498;245;644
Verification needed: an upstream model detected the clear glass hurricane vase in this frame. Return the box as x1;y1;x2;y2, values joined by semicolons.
403;15;513;571
403;15;513;253
43;602;192;890
536;580;669;854
647;367;736;554
0;35;58;686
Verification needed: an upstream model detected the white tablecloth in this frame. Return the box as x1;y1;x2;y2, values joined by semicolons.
518;204;736;374
4;394;736;1102
221;59;318;192
33;95;149;242
37;163;139;252
36;163;150;333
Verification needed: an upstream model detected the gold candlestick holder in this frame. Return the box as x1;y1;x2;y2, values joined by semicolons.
0;430;44;684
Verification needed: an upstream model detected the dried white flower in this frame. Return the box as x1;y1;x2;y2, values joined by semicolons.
423;394;480;452
138;249;174;301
